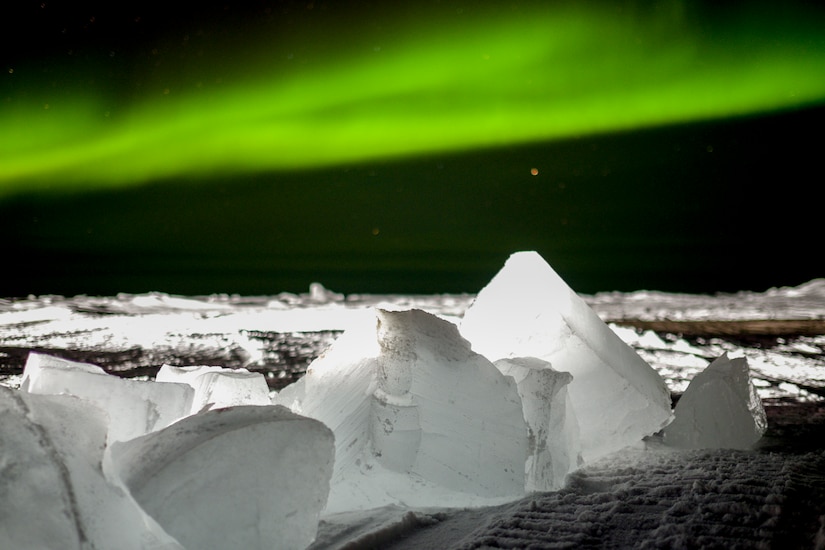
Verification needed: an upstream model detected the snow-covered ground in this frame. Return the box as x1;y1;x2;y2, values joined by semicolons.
2;266;825;548
2;280;823;401
310;441;825;549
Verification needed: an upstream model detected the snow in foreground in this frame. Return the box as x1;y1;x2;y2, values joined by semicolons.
0;251;786;549
308;440;825;549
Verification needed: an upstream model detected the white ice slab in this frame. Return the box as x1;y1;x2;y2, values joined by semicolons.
22;352;193;442
0;387;183;549
277;308;528;513
156;364;270;413
663;353;767;449
494;357;582;491
107;405;334;550
460;251;672;462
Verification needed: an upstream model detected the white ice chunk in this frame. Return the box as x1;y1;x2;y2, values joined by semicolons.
155;364;225;384
460;251;672;462
22;352;193;442
663;353;767;449
276;308;528;513
107;405;334;550
0;387;183;549
494;357;582;491
156;364;270;413
22;351;106;381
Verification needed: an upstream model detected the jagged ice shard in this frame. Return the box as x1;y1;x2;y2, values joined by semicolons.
461;251;672;462
663;353;767;450
494;357;582;492
276;308;528;513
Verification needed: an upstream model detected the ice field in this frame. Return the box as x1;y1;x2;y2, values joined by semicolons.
2;252;824;548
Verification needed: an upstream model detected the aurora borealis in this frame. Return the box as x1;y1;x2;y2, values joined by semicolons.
3;2;825;195
2;1;824;297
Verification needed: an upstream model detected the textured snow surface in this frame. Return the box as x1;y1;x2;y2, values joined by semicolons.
453;443;825;549
461;251;672;462
307;442;825;549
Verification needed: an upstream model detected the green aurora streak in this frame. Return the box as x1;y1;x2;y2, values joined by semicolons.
2;4;825;196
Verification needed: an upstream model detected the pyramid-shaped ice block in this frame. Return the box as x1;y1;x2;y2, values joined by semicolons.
663;353;767;449
461;251;672;462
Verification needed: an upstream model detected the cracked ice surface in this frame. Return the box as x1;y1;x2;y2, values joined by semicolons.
460;251;673;463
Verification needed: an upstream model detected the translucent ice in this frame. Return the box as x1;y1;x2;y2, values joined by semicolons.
277;308;528;513
156;364;270;413
107;405;334;550
663;353;767;450
22;352;193;442
460;251;672;462
0;387;183;549
494;357;582;491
